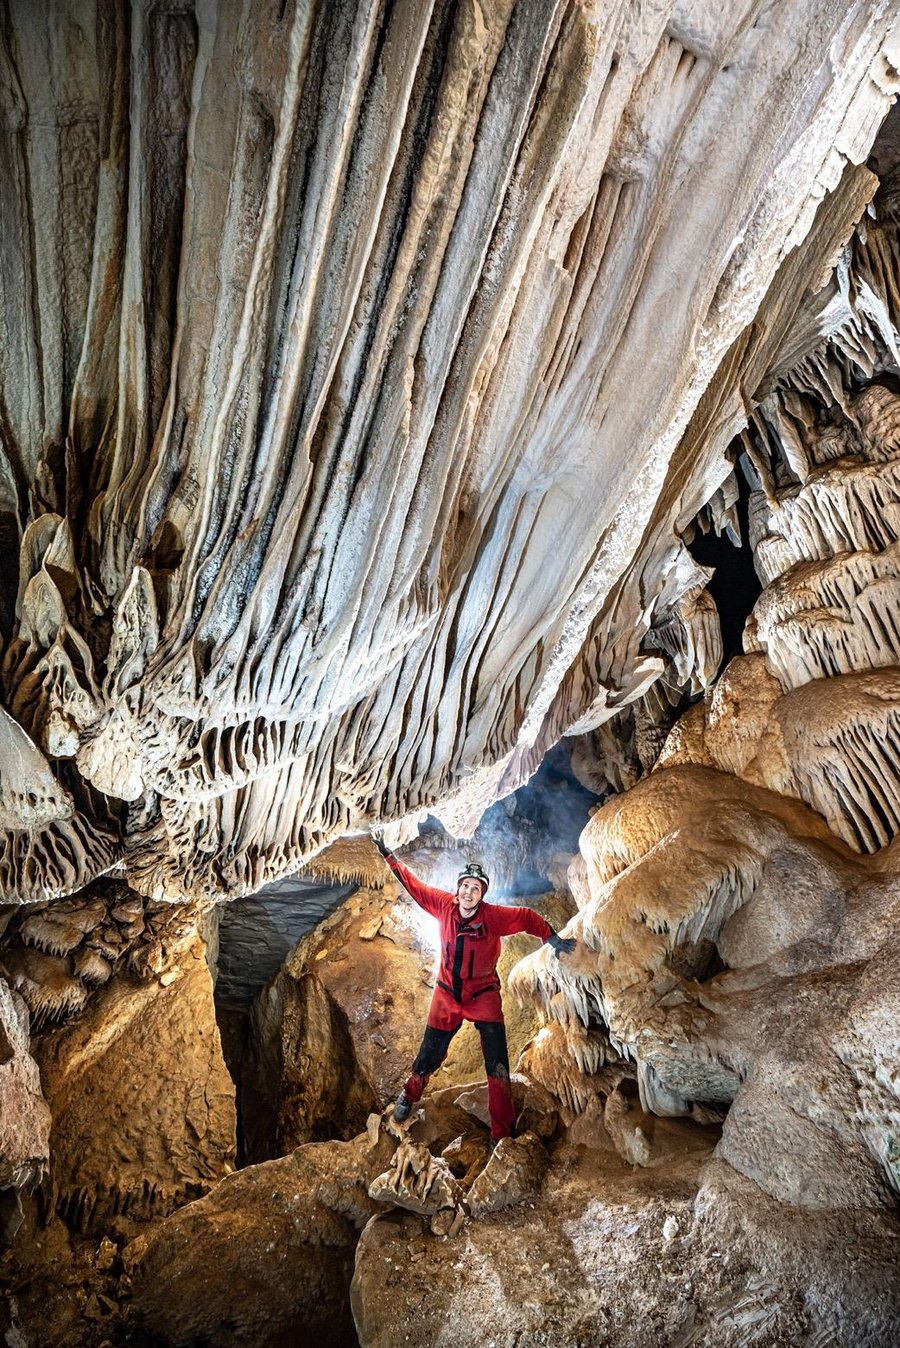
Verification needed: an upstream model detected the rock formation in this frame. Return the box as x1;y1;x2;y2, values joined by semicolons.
35;933;236;1236
3;2;900;1346
0;878;206;1027
369;1137;462;1217
351;1131;900;1348
130;1121;396;1347
0;980;50;1245
0;1;898;906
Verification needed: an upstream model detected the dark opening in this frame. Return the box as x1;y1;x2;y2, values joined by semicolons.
417;740;601;898
687;472;761;664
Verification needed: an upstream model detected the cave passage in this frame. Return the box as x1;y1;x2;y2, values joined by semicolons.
687;470;762;666
2;3;900;1346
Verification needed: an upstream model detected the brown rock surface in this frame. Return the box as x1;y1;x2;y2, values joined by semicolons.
130;1125;395;1348
35;937;235;1236
0;978;50;1242
351;1136;900;1348
465;1131;547;1218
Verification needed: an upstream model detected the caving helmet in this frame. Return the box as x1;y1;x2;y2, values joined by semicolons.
457;861;490;894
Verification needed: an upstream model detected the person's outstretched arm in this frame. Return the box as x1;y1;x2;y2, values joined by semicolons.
489;903;577;955
372;831;451;917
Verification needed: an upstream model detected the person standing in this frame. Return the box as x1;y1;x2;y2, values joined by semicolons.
373;833;576;1144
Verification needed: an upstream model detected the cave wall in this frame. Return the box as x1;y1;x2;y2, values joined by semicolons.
504;149;900;1337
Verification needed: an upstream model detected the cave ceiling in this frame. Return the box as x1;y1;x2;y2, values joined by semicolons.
1;0;899;904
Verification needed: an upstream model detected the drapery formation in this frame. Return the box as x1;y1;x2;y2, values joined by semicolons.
1;0;898;901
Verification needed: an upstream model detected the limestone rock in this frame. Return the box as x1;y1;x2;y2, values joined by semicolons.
513;762;900;1218
243;884;430;1157
368;1138;461;1217
131;1128;395;1348
518;1019;628;1118
244;950;379;1159
0;879;208;1029
465;1132;547;1218
4;5;900;1344
0;978;50;1242
351;1136;900;1348
562;1093;614;1152
0;2;896;904
35;938;235;1236
603;1088;652;1168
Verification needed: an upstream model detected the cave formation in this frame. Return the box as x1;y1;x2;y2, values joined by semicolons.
1;1;900;1345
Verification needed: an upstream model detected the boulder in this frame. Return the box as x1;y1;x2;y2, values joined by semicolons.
465;1132;547;1217
130;1125;395;1348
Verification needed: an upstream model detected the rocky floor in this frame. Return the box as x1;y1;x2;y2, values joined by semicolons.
3;1071;899;1347
1;1211;133;1348
353;1144;712;1348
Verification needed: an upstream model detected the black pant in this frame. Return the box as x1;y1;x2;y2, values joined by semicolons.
411;1019;510;1079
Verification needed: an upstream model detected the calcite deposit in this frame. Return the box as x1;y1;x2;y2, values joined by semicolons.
0;1;898;904
3;2;900;1347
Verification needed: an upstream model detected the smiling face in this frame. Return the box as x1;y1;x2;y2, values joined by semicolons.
456;876;486;916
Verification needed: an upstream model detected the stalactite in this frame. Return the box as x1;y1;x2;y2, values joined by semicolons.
0;1;894;902
0;879;207;1027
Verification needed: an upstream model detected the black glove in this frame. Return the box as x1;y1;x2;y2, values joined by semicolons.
372;829;392;859
546;931;576;957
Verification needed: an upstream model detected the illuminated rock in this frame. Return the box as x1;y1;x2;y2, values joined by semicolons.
34;935;235;1236
131;1125;394;1347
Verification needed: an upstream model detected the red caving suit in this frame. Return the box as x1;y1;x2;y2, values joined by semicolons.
385;855;553;1139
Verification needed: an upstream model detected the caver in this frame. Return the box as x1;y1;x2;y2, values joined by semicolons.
373;835;576;1143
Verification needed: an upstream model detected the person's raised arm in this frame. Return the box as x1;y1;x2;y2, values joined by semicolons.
489;903;576;955
372;831;450;917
